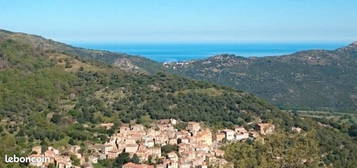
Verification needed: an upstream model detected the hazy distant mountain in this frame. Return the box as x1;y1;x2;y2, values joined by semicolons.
165;42;357;112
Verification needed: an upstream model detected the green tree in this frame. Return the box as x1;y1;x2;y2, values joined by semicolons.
137;115;153;128
113;152;130;168
132;154;140;164
70;155;80;166
161;144;178;156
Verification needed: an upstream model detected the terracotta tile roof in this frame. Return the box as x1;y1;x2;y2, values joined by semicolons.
123;162;154;168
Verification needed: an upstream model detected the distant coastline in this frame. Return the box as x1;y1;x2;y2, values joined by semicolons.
72;42;347;62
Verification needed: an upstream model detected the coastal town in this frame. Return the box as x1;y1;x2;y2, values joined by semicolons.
28;119;276;168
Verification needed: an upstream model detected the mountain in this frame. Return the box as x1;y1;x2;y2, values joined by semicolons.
165;43;357;112
0;29;286;164
0;29;162;74
1;29;357;167
1;29;290;131
7;29;357;113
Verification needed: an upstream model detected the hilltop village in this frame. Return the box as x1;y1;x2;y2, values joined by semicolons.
28;120;277;168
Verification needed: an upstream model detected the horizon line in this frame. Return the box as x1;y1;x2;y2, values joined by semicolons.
68;40;352;45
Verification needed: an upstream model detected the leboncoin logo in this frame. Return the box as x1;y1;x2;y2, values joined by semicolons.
5;154;50;163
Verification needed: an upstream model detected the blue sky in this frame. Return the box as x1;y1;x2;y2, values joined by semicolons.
0;0;356;43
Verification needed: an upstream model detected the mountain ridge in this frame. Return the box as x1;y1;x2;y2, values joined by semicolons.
1;29;357;167
2;29;357;112
0;29;163;74
0;28;291;130
166;42;357;112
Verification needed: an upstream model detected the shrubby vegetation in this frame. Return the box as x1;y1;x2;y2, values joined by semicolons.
167;44;357;113
0;30;356;167
0;37;284;167
223;131;320;168
223;115;357;168
161;144;178;156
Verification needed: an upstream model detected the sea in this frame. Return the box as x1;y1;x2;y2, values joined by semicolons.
72;43;347;62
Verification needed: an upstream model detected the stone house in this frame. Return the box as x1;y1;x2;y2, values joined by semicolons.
222;129;235;141
123;162;154;168
125;144;139;153
167;152;179;162
32;146;42;155
257;123;275;135
187;122;201;135
216;132;225;142
195;129;213;146
55;155;72;168
235;132;249;141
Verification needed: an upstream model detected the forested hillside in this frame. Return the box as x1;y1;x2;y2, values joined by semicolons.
7;29;357;113
0;29;162;74
0;30;357;167
166;43;357;112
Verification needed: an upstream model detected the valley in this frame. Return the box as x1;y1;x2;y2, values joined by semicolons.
0;29;357;168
